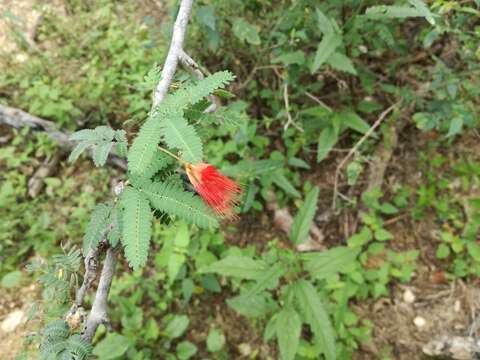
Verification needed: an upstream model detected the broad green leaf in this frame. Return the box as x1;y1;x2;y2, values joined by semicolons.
165;315;189;339
290;187;320;245
197;5;216;30
207;329;226;352
317;126;338;163
177;341;198;360
168;253;186;284
294;280;336;360
276;307;302;360
311;33;342;73
288;157;311;169
92;334;130;360
366;5;419;19
302;247;359;279
70;129;96;141
446;117;463;138
374;228;394;241
200;256;266;280
316;8;334;35
68;141;91;163
232;18;261;45
227;293;275;318
326;52;357;75
409;0;435;24
347;226;373;248
272;51;305;66
272;172;301;198
1;271;22;288
467;241;480;262
264;315;277;342
92;141;113;167
242;263;286;298
341;111;370;134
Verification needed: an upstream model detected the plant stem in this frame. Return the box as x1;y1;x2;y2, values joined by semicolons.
158;146;187;165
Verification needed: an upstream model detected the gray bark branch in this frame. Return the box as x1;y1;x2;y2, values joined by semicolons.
72;0;196;344
152;0;194;107
0;104;127;170
82;247;117;342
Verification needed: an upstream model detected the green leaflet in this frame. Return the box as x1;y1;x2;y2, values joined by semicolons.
294;280;336;360
174;71;235;107
200;256;266;280
83;202;113;254
107;205;123;248
276;307;302;360
160;112;203;163
127;114;163;175
290;187;320;245
242;263;285;298
317;126;338;163
120;187;152;270
301;246;359;279
142;181;218;229
143;150;174;178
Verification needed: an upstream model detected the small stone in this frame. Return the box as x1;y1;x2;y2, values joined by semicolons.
358;45;368;53
414;316;426;328
454;300;461;312
238;343;252;356
1;310;26;333
403;289;415;304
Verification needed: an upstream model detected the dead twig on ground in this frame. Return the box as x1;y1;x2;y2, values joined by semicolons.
0;104;127;170
28;153;61;198
283;83;303;132
266;192;325;252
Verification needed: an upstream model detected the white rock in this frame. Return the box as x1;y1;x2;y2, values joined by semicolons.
1;309;26;333
238;343;252;356
414;316;426;328
403;289;415;304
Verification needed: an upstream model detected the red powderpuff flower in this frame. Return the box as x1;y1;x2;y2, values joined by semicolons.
185;163;241;219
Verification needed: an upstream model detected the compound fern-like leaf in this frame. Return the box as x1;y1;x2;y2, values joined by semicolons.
142;181;218;228
160;112;203;163
83;202;112;254
174;71;236;107
127;114;163;175
120;187;152;270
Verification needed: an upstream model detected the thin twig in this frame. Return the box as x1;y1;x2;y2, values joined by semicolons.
153;0;194;107
283;83;303;132
305;91;333;113
332;102;398;209
178;50;218;113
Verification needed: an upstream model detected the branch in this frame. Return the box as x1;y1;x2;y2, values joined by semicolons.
70;0;196;344
81;246;117;342
153;0;194;107
0;104;127;170
179;50;218;113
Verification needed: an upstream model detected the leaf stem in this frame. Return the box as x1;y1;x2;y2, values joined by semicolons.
158;146;187;165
